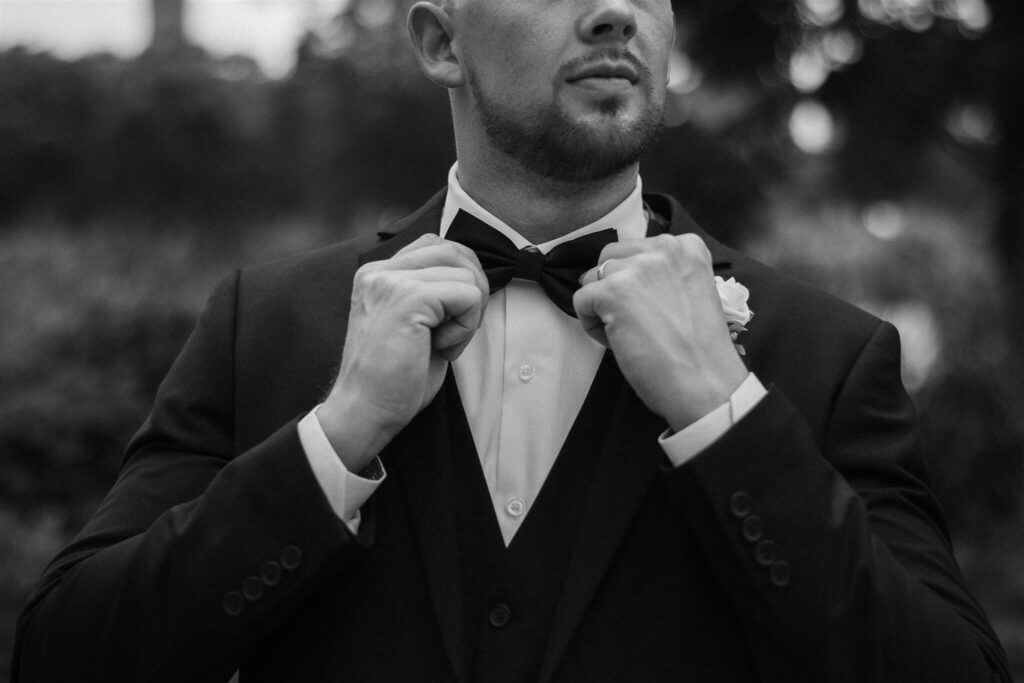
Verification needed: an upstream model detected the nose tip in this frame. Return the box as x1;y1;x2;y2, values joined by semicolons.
582;4;638;44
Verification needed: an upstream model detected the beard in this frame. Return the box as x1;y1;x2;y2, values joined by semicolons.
468;69;664;184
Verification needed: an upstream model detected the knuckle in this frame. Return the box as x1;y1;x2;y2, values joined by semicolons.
598;244;618;262
632;250;664;274
430;241;461;264
653;233;676;249
356;268;395;299
678;234;710;259
441;242;463;260
352;263;374;289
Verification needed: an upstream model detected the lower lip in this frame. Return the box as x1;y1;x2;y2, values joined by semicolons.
568;77;635;93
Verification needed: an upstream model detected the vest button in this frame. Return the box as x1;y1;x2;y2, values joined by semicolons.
488;603;512;628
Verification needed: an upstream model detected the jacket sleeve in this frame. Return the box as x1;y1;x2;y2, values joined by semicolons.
12;271;371;683
672;320;1010;682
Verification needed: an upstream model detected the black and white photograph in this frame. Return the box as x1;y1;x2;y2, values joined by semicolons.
1;0;1021;680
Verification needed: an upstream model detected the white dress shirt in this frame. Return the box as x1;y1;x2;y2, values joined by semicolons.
299;163;766;543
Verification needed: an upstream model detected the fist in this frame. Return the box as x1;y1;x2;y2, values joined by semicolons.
574;233;748;431
318;234;488;470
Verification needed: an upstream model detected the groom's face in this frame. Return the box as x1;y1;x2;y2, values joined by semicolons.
454;0;674;181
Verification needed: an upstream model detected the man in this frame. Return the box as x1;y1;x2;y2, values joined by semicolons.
13;0;1010;681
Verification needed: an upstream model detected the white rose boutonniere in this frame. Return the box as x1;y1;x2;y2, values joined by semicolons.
715;275;753;356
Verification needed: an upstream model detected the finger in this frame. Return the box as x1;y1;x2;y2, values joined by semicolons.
571;285;609;347
412;280;486;352
385;237;478;272
389;238;489;305
436;336;472;362
579;237;666;286
596;237;662;263
596;233;712;269
402;265;480;286
579;256;622;287
578;317;609;347
392;232;447;257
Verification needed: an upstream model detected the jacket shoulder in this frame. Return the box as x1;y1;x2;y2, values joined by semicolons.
238;230;384;297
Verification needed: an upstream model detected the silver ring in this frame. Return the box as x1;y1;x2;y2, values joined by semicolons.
597;259;612;281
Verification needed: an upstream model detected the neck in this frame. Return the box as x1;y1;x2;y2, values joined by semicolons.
456;151;639;245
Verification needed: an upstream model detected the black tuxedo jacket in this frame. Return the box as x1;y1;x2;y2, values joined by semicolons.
13;192;1009;682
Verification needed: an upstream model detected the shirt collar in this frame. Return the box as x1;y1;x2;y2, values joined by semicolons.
439;162;647;253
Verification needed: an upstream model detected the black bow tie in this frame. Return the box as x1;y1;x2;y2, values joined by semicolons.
445;210;617;317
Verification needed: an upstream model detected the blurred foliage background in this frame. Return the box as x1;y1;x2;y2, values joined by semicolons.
2;0;1023;679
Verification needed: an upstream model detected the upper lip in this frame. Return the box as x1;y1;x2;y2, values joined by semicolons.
566;60;639;84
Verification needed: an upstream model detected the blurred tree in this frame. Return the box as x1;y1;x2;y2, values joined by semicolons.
273;0;454;225
150;0;188;56
987;0;1024;345
662;0;1023;527
0;50;105;223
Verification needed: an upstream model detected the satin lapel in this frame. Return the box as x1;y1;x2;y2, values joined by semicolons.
645;192;734;274
537;352;667;683
385;368;470;682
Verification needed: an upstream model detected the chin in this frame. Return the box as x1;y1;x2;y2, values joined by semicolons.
473;78;664;182
535;103;663;183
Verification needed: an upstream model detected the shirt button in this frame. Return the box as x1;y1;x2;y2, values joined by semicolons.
518;361;535;382
505;499;525;517
489;603;512;628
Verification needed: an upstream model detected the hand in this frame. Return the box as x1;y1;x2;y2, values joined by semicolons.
574;234;748;432
318;235;488;471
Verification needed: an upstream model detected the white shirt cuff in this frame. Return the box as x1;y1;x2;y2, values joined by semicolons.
659;373;767;467
297;405;386;534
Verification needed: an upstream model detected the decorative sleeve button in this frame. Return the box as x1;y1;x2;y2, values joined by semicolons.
222;591;245;616
729;491;752;518
755;539;778;566
261;561;282;586
741;515;763;542
770;560;793;587
281;545;303;571
242;576;265;601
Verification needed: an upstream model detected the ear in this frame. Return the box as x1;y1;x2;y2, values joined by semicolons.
408;2;464;89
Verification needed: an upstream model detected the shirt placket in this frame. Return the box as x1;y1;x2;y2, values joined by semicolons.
493;281;557;541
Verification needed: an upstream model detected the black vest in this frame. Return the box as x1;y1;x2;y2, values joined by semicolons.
447;354;623;682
